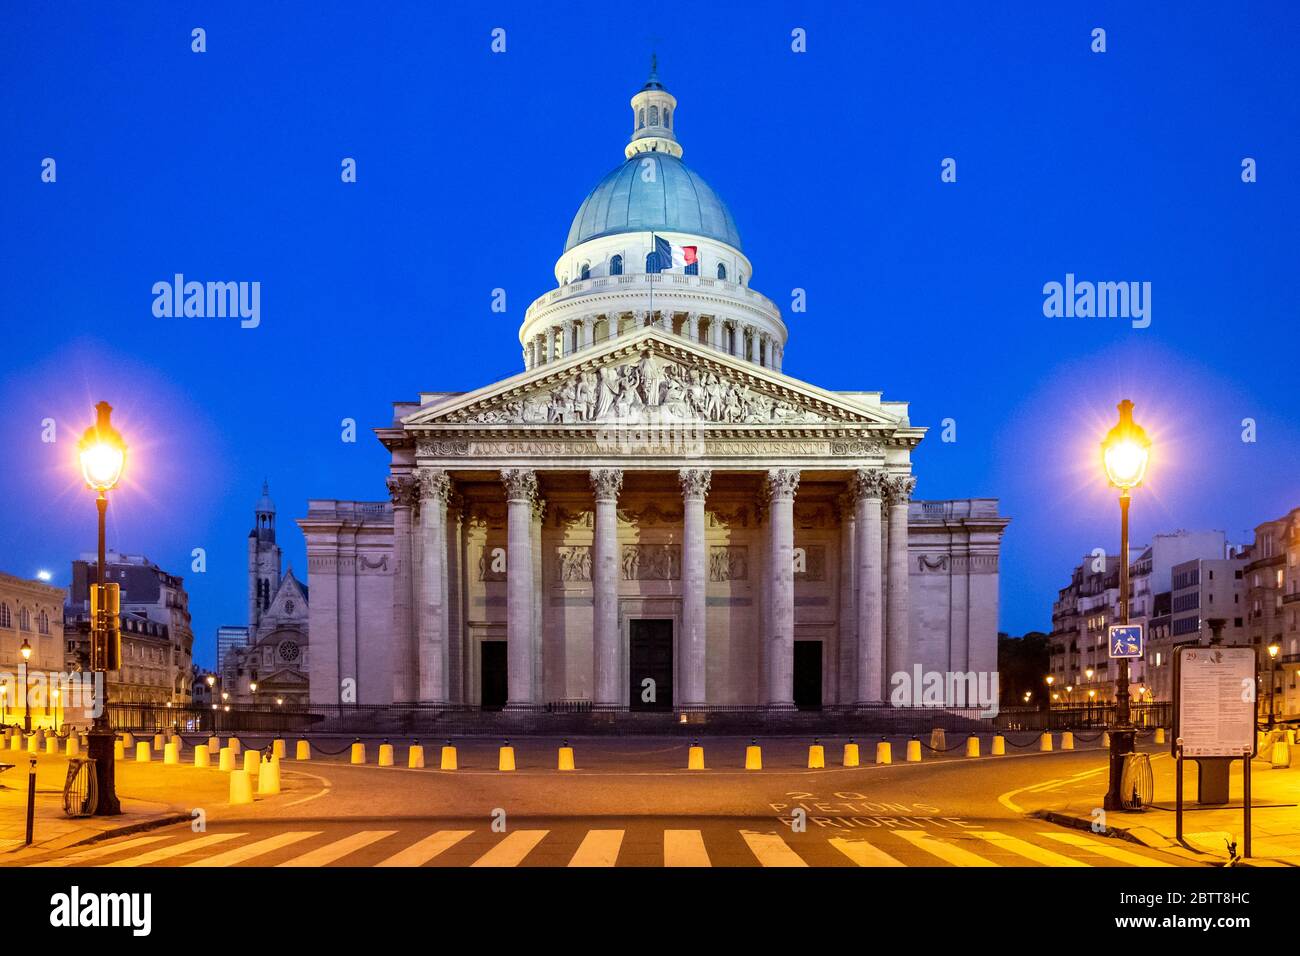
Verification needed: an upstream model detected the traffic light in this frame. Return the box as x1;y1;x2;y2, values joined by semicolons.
89;583;120;671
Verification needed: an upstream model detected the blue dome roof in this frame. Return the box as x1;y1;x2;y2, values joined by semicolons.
565;152;742;253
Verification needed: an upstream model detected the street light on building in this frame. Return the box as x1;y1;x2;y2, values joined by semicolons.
1268;642;1281;729
78;400;127;815
19;638;32;733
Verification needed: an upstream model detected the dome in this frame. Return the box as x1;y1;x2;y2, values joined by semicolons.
564;152;742;253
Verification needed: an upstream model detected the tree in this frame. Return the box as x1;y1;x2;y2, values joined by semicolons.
997;631;1050;708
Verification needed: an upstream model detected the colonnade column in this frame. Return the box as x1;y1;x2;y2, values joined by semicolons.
501;468;538;708
679;468;711;707
836;491;857;705
416;467;451;703
386;475;418;702
764;468;800;708
590;469;623;707
885;475;916;682
852;468;885;704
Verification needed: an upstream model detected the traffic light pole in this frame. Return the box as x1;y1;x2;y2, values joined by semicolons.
89;491;121;815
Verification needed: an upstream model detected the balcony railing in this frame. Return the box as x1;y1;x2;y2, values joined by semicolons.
524;272;781;323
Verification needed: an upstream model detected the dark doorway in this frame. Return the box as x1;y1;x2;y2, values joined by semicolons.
481;641;508;711
793;641;823;711
628;619;673;712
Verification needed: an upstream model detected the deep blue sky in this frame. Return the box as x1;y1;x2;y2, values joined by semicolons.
3;2;1297;666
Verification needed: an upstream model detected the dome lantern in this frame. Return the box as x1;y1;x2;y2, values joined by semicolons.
626;55;682;160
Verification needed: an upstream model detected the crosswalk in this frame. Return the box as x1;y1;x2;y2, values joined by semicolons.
25;824;1180;868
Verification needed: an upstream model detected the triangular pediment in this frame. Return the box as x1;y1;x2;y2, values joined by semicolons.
402;329;907;430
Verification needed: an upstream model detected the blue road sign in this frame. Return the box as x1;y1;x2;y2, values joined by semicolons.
1108;624;1144;659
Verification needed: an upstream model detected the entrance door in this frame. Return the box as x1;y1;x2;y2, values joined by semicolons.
628;619;673;712
793;641;823;711
481;641;508;711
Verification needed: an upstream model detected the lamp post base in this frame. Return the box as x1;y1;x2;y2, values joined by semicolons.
88;726;121;816
1103;728;1137;811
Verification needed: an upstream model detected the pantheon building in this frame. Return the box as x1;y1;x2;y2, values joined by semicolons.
300;67;1009;714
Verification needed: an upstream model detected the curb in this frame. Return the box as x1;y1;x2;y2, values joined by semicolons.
1031;808;1287;867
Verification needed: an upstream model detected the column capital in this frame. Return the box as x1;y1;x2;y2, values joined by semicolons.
416;467;451;503
500;468;538;502
764;468;800;502
589;468;624;502
884;474;917;505
386;474;419;508
678;468;712;500
849;467;887;503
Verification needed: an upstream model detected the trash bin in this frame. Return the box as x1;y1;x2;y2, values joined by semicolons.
1119;752;1153;810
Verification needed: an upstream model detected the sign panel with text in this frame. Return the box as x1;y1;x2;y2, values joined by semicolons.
1173;645;1256;758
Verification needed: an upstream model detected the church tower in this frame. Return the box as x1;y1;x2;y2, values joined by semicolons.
247;480;281;630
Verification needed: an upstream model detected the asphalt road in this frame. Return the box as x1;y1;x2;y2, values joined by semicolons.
12;736;1198;867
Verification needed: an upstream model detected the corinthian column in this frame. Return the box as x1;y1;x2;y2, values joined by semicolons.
386;475;418;703
885;474;916;683
589;469;623;707
765;468;800;708
851;468;885;703
679;469;711;706
836;491;856;705
501;468;538;708
416;468;451;703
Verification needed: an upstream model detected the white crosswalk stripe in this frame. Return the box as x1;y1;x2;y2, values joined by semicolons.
26;825;1172;869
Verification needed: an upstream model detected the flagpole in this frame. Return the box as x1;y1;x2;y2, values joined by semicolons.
649;230;654;329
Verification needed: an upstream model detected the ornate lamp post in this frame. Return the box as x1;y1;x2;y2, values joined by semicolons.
1044;674;1055;728
78;401;127;815
1101;399;1151;810
1267;642;1281;729
19;638;32;733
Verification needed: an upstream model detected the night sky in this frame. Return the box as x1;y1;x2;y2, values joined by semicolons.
3;1;1297;666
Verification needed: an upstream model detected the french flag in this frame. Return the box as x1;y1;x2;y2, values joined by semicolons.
654;234;699;273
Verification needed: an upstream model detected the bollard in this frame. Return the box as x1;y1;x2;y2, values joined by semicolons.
257;755;281;795
992;735;1006;756
744;740;762;771
27;733;39;754
272;738;286;759
122;732;134;749
164;742;179;765
135;741;151;763
1288;729;1297;747
558;741;575;771
1040;732;1053;752
45;737;58;755
350;740;366;765
194;744;211;769
65;736;80;758
409;742;425;769
218;746;233;772
295;740;311;761
1155;728;1167;745
440;742;458;771
9;733;20;752
227;737;241;757
876;740;893;765
152;733;164;752
114;740;125;760
906;739;922;762
228;769;253;805
807;740;825;769
243;749;260;779
930;728;946;751
378;741;395;767
1102;731;1110;748
965;736;980;758
25;758;37;846
207;736;219;753
499;742;516;772
842;739;860;768
1061;731;1074;751
687;741;705;770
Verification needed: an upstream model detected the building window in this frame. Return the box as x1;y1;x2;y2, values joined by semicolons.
0;603;9;628
580;263;591;281
18;607;30;631
716;263;727;281
664;108;671;128
638;108;645;129
610;254;623;276
37;611;48;635
646;250;664;274
649;105;659;126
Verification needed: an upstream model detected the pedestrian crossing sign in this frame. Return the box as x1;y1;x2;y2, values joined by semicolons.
1108;624;1143;659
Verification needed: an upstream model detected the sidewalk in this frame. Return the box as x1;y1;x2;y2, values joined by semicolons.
1024;746;1300;866
0;737;307;857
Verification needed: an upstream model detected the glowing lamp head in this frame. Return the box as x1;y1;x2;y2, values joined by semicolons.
1269;643;1281;659
249;682;258;693
1045;675;1055;686
78;402;127;492
20;639;32;661
206;674;216;687
1101;399;1151;491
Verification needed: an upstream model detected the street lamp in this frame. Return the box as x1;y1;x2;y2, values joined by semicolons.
19;639;32;733
78;400;127;815
1268;642;1281;729
1045;675;1055;728
52;687;61;732
1101;399;1151;810
1;679;7;725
